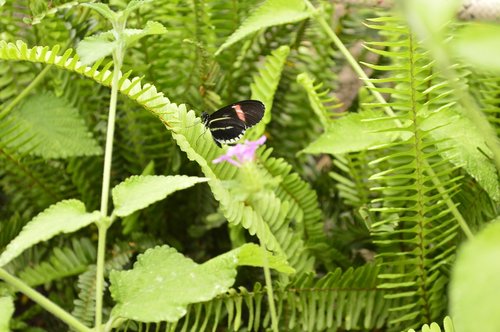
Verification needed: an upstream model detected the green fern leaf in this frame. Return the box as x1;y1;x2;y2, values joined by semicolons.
1;93;102;158
247;45;290;139
297;72;342;127
407;316;455;332
18;238;96;286
216;0;313;55
72;265;97;328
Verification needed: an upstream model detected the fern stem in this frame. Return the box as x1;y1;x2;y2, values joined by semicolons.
305;0;474;239
262;244;279;332
0;268;92;332
0;65;52;120
303;0;395;117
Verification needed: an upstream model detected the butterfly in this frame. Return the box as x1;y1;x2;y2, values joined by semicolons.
201;100;265;147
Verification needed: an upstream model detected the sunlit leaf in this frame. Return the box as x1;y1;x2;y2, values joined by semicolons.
302;110;406;154
422;109;500;201
0;297;14;332
112;175;209;217
77;32;117;65
109;243;292;322
453;23;500;72
450;218;500;332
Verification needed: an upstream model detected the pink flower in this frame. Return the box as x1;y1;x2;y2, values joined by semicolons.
213;135;267;167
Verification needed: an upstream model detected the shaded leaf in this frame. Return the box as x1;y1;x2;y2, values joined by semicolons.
2;93;102;158
216;0;312;55
0;200;100;267
112;175;209;217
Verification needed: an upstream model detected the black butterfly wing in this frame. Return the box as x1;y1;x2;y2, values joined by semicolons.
204;100;265;147
208;115;247;144
209;100;265;127
232;100;265;127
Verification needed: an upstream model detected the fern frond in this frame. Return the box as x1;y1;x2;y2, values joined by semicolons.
406;316;455;332
363;15;464;328
248;45;290;139
297;71;343;127
155;264;387;331
17;237;96;286
72;264;96;328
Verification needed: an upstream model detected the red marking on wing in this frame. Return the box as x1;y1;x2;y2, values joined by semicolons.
232;104;246;122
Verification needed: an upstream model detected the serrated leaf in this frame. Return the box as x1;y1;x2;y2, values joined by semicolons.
453;23;500;72
109;243;291;322
81;3;116;21
450;218;500;332
2;93;102;158
237;243;294;274
123;0;152;16
112;175;209;217
216;0;313;55
0;200;100;267
0;297;14;332
123;21;167;47
77;32;117;65
422;109;500;201
301;110;406;154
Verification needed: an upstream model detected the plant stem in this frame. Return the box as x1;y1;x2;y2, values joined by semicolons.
262;245;279;332
0;268;92;332
305;0;473;239
95;44;123;332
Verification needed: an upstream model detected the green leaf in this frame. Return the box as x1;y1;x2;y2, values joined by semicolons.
301;110;406;154
450;218;500;332
216;0;313;55
123;21;167;47
110;243;289;322
112;175;209;217
81;3;116;22
247;45;290;140
402;0;461;40
2;93;102;158
422;109;500;201
123;0;152;17
237;243;294;274
0;297;14;332
453;23;500;72
0;200;100;267
77;32;117;65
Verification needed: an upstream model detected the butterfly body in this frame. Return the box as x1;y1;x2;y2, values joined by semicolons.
202;100;265;147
